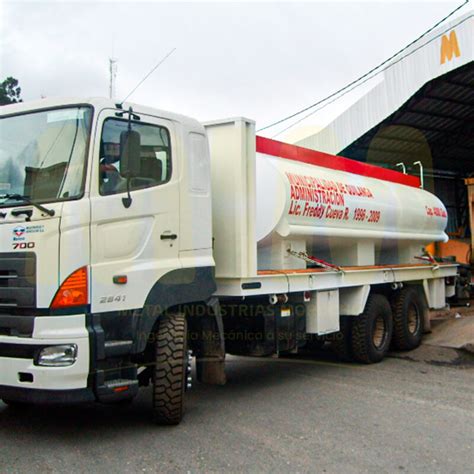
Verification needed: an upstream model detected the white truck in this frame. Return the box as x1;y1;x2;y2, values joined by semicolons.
0;97;457;424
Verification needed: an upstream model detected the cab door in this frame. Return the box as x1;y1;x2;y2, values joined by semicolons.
89;110;181;313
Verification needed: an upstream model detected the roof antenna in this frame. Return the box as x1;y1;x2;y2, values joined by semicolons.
109;57;118;99
117;47;176;108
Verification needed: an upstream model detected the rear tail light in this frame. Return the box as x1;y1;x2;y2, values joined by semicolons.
50;266;88;309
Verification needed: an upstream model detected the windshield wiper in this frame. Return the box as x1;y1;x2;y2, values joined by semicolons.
0;194;55;217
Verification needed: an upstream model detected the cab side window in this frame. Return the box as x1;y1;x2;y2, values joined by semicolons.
99;119;171;196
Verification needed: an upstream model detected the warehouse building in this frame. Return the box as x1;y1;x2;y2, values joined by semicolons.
294;11;473;262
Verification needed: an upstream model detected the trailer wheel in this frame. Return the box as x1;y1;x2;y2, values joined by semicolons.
391;287;424;351
351;294;393;364
330;316;353;361
152;311;188;425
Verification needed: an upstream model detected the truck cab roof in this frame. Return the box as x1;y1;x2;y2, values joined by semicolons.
0;96;205;132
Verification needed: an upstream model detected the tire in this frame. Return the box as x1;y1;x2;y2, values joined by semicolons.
152;311;188;425
305;334;325;352
330;316;353;361
109;397;134;406
391;287;424;351
351;294;393;364
1;399;27;408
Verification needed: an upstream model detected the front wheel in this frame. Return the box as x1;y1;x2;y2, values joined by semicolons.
152;311;189;425
1;399;28;408
351;294;393;364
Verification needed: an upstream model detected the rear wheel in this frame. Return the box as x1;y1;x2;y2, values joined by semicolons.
391;287;424;351
305;334;325;352
351;294;393;364
152;311;189;425
331;316;353;361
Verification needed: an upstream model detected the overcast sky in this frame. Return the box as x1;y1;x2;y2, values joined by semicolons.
0;0;469;139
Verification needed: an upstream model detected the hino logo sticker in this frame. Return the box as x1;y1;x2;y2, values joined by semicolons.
13;225;26;237
13;225;26;242
12;224;45;242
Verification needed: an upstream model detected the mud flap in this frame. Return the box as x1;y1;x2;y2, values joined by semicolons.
195;297;226;385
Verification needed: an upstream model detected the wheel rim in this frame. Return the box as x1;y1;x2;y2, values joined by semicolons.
372;315;386;349
185;350;192;391
407;304;420;334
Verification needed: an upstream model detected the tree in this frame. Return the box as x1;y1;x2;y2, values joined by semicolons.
0;77;22;105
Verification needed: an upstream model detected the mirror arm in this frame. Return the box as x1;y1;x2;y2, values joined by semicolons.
127;107;132;131
115;106;141;122
122;173;133;208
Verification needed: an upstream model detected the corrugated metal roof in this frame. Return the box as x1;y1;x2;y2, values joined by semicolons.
341;61;474;174
294;12;474;176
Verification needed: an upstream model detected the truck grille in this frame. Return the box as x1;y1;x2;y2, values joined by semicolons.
0;253;36;309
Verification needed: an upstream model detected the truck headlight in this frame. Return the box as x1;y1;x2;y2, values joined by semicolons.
36;344;78;367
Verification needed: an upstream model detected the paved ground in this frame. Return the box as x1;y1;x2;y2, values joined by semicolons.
0;347;473;474
425;313;474;353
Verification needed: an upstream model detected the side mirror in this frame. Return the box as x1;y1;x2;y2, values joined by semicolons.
119;130;141;178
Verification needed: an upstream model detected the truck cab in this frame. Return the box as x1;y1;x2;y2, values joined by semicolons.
0;98;215;417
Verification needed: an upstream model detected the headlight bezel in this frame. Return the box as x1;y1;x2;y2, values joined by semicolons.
35;344;78;367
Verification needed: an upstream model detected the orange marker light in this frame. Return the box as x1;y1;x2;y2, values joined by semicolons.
113;275;128;285
51;267;88;309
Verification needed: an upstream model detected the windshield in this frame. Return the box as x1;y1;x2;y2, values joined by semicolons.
0;106;92;207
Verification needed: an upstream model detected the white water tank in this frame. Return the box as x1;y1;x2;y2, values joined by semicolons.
255;150;448;269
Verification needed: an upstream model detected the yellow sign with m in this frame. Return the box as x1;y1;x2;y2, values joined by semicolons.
440;30;461;64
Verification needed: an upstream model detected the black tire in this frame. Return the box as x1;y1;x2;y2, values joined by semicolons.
1;399;27;408
391;287;424;351
330;316;353;361
108;397;134;406
152;312;188;425
351;294;393;364
305;334;325;352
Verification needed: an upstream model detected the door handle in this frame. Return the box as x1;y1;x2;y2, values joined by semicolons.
160;233;177;240
11;209;33;221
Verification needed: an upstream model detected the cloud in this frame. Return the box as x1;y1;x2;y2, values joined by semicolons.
0;0;462;129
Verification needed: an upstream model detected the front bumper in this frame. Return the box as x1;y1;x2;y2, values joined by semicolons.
0;314;91;403
0;386;94;404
